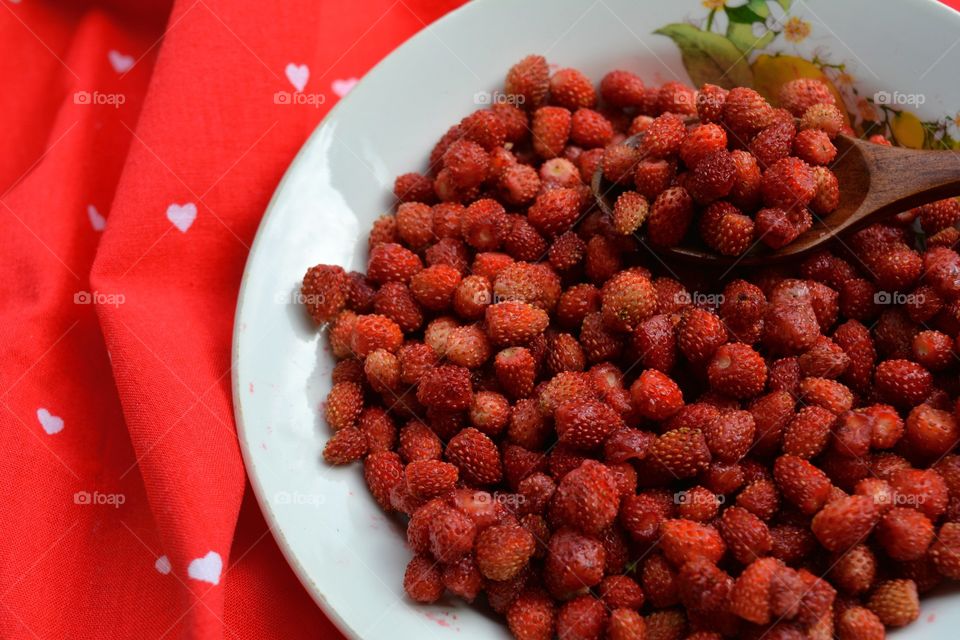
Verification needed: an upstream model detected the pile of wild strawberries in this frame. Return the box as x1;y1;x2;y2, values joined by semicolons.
303;54;960;640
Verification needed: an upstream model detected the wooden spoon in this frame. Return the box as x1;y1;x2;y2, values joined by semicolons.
593;133;960;266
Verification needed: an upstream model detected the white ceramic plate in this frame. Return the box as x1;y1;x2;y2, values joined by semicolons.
233;0;960;637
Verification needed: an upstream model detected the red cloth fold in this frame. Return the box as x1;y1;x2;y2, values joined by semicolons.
1;1;956;638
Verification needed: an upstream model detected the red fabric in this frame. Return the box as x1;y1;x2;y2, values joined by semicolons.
0;1;957;638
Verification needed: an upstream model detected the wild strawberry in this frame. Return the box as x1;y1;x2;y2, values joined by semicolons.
912;329;953;370
677;307;727;363
793;129;837;166
555;400;623;450
707;342;767;398
680;123;728;169
364;348;399;393
876;507;934;561
780;405;833;459
798;377;853;414
407;264;461;312
797;336;849;379
800;103;844;138
485;301;550;347
719;506;772;565
569;107;614;149
919;197;960;234
531;106;572;159
505;55;549;109
905;404;959;458
584;235;623;283
634;158;677;200
394;172;435;203
687;149;736;204
677;556;733;613
723;87;775;139
929;522;960;579
639;112;687;158
440;555;482;603
370;283;421;332
699;201;755;256
728;149;762;209
728;556;782;624
398;420;441;463
493;262;561;312
549;68;596;110
811;495;880;552
363;451;405;512
601;142;641;184
874;359;932;406
405;459;458;501
545;332;585;375
403;554;444;603
600;270;657;332
324;382;363;431
827;543;877;596
769;524;816;566
506;590;555;640
762;287;819;355
659;518;726;566
475;523;536;581
343;271;376;314
630;369;684;420
460;109;507;151
778;78;835;117
866;579;919;628
837;606;884;640
755;206;810;249
599;69;645;108
890;468;949;520
774;455;832;515
611;190;649;235
367;242;423;284
544;528;606;597
657;80;697;115
646;186;694;247
445;427;502;485
555;596;607;640
702;410;755;464
528;187;581;237
498;164;541;206
301;264;348;323
322;426;367;465
358;406;396;453
647;428;711;479
697;83;729;123
761;157;817;210
750;120;796;168
546;233;585;275
539;157;582;188
554;460;620;535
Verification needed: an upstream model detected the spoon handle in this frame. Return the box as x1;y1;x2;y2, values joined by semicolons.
858;138;960;219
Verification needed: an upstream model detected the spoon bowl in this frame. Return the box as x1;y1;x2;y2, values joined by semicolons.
593;132;960;265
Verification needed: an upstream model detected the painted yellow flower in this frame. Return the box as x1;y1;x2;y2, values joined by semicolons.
702;0;727;9
953;112;960;128
858;98;878;122
783;16;811;43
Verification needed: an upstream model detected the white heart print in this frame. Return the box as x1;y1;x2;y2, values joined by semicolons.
285;63;309;92
87;204;106;231
37;408;64;435
108;50;134;73
154;555;172;575
188;551;222;585
166;203;197;232
332;78;358;98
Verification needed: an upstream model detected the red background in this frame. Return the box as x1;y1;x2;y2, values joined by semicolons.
0;1;956;638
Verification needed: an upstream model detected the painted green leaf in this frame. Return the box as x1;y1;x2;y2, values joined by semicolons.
774;0;792;10
725;3;766;24
727;21;775;53
748;0;771;18
654;23;754;89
